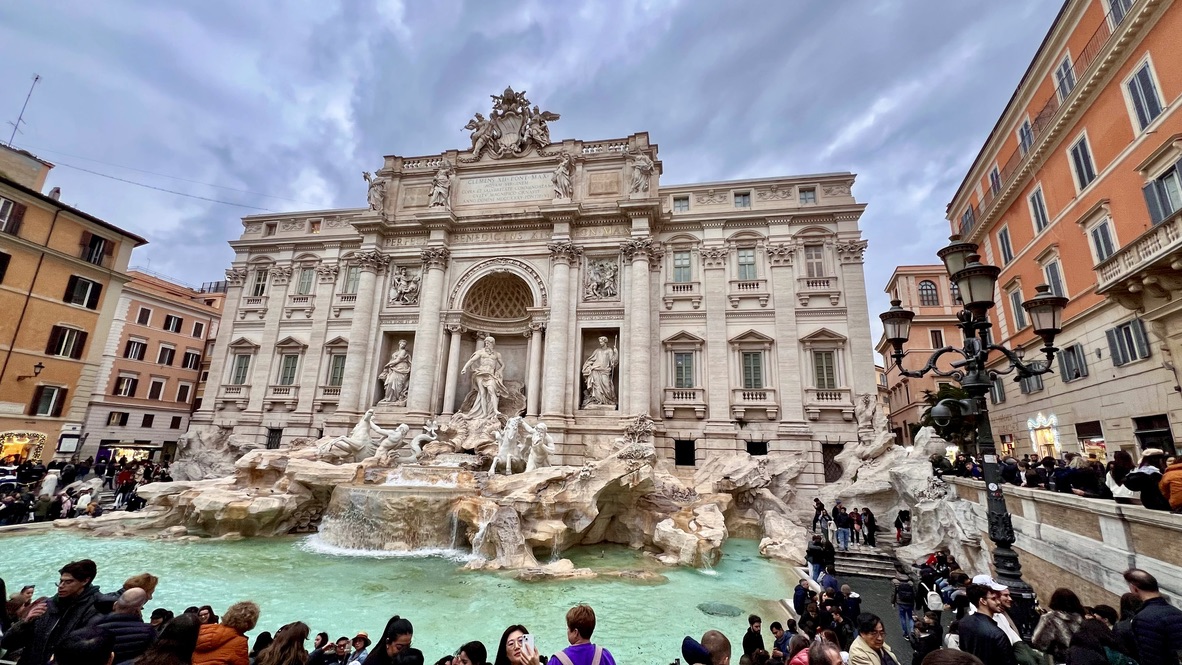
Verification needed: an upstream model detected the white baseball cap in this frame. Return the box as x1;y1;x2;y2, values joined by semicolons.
971;574;1007;591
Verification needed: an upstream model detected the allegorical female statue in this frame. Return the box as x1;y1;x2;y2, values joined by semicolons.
581;336;618;407
378;340;412;404
460;336;507;418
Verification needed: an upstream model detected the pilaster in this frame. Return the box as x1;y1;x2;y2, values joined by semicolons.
406;246;451;417
337;251;387;413
542;240;581;418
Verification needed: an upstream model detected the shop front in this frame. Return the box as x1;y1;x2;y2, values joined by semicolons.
1075;420;1107;462
96;441;162;464
0;431;49;463
1027;412;1061;459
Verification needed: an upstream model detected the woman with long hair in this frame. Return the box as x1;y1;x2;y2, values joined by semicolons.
492;625;539;665
454;641;487;665
313;634;329;652
1033;588;1086;662
135;613;202;665
197;606;219;625
362;616;414;665
256;621;309;665
250;632;273;665
1106;450;1137;501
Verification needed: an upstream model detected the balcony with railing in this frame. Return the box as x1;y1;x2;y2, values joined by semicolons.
730;387;778;420
239;295;268;320
314;384;342;412
265;384;299;411
663;281;702;309
216;384;250;410
285;294;316;319
662;387;706;419
1095;208;1182;310
728;278;770;308
958;5;1131;239
797;276;841;306
332;292;358;318
804;387;854;421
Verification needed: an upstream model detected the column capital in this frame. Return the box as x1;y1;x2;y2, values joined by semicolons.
270;264;294;285
529;321;546;332
547;241;583;264
445;323;466;334
620;236;663;263
224;267;248;286
354;250;388;274
766;242;798;267
836;239;868;264
700;245;728;270
420;246;452;271
316;263;341;282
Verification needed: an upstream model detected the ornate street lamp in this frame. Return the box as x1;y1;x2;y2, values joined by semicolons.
880;234;1067;639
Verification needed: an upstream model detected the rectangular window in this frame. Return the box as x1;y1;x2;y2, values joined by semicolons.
170;415;183;429
107;411;128;426
990;377;1007;404
46;326;87;359
746;441;769;456
163;315;183;333
63;275;102;309
674;439;696;467
1055;55;1076;100
342;266;361;294
741;351;764;390
136;307;152;326
1009;289;1027;330
148;379;166;401
157;346;175;366
1019;373;1044;394
673;352;694;389
277;354;300;385
1017;120;1034;155
0;251;9;283
265;428;283;450
124;339;146;361
805;245;825;278
1060;343;1089;382
961;207;975;233
736;248;757;280
989;166;1001;195
1043;259;1066;297
327;354;347;387
1127;62;1164;131
734;192;751;208
309;220;321;234
1107;319;1151;366
176;383;192;403
930;330;944;348
297;268;315;295
998;227;1015;264
250;269;269;297
113;376;138;397
141;414;154;428
192;321;205;338
200;370;209;382
1142;161;1182;224
813;350;837;390
1070;136;1097;190
81;233;109;266
799;188;816;204
0;198;14;234
1029;188;1051;232
231;354;251;385
264;223;276;237
1109;0;1132;24
182;351;201;370
1091;220;1116;262
672;251;692;283
673;196;689;212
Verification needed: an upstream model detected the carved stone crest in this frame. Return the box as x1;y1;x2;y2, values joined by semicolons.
270;265;294;285
463;86;560;161
316;263;340;283
766;243;797;267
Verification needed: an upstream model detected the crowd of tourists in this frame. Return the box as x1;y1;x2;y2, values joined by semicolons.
807;500;879;552
0;456;171;526
932;448;1182;512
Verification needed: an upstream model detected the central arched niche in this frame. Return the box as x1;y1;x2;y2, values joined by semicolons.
451;272;535;414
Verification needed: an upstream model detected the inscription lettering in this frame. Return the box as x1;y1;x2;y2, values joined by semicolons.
453;229;550;244
457;172;551;205
573;225;631;239
384;236;428;247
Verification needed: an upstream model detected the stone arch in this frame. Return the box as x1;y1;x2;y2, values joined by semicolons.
447;257;547;310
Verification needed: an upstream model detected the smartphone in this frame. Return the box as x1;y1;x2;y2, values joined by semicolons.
520;635;535;651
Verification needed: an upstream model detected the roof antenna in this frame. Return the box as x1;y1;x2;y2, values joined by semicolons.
6;74;41;147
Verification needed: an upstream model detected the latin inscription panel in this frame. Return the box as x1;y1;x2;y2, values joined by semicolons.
457;172;551;205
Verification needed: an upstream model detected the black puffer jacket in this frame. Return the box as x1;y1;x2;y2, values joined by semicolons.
0;585;105;665
92;611;157;664
1130;597;1182;665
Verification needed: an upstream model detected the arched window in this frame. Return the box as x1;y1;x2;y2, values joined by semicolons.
950;281;960;303
918;280;940;306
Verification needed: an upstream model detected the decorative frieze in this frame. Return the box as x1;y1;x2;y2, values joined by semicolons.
795;307;849;319
244;223;263;234
822;183;852;197
324;216;353;229
583;256;620;301
280;220;305;232
756;185;794;201
695;190;728;205
420;247;451;271
388;266;421;305
576;308;625;321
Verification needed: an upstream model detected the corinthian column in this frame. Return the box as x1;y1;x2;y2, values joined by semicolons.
623;237;659;416
441;324;464;416
338;250;387;412
542;241;581;417
406;246;451;416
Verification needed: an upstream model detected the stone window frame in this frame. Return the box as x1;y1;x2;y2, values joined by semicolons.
726;232;765;282
1035;244;1068;299
662;331;704;390
322;336;349;387
672;195;690;213
273;336;309;387
793;227;835;280
664;236;699;284
799;328;849;391
728;329;776;392
226;337;261;386
175;381;194;404
1121;52;1165;134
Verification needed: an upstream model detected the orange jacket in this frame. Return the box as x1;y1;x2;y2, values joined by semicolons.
1161;462;1182;510
193;623;249;665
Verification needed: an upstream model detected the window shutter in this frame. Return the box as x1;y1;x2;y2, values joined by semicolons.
28;386;44;415
1143;182;1166;225
7;203;25;236
1106;329;1123;366
1075;344;1088;377
1132;319;1151;359
1059;349;1070;381
79;231;93;248
86;281;102;309
128;378;139;397
72;331;88;360
63;275;79;302
51;388;67;417
45;325;62;355
102;237;114;256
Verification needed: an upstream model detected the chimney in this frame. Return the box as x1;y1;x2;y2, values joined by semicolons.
48;186;61;200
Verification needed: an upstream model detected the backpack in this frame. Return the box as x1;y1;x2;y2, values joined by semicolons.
895;583;915;606
924;585;945;611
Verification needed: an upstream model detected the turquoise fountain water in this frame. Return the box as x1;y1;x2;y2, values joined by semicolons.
1;532;794;663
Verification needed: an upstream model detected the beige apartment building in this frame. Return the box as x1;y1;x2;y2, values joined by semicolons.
80;271;222;462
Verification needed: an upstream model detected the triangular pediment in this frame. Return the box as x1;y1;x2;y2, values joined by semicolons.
275;336;308;350
227;337;260;350
799;327;847;343
662;331;705;346
323;336;349;350
729;329;775;344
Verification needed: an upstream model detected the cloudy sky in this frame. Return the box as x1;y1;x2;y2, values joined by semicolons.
0;1;1063;343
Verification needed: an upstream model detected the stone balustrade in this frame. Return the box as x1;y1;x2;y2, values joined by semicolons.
728;279;769;308
946;476;1182;605
662;387;706;419
663;281;702;309
730;387;778;420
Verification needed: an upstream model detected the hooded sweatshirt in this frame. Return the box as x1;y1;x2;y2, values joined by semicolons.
193;623;249;665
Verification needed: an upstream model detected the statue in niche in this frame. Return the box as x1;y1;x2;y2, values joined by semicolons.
552;153;573;199
378;340;412;405
371;422;412;465
363;171;387;213
524;421;555;472
583;259;618;301
581;336;619;408
387;266;421;305
460;336;507;419
624;146;654;194
428;161;454;208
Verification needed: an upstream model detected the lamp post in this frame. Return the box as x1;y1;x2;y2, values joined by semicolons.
880;235;1067;639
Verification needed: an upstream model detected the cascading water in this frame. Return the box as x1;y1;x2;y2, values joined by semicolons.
316;485;470;554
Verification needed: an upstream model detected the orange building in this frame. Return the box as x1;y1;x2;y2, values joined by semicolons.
0;145;147;462
945;0;1182;459
80;271;223;462
876;266;965;446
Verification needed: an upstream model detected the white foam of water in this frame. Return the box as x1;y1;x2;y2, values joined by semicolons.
300;534;472;562
696;568;719;577
381;471;459;488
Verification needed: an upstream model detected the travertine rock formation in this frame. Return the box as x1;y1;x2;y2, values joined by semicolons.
171;425;265;481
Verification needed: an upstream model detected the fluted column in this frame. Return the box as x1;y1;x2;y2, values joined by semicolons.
338;251;387;412
623;237;658;416
406;247;451;416
526;322;543;417
542;241;581;417
441;324;464;416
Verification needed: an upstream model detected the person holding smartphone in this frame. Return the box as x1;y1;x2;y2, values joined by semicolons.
0;559;105;665
546;605;616;665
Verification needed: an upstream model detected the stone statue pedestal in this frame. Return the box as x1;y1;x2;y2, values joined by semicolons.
580;403;617;411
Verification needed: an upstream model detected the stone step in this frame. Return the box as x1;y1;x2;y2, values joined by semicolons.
832;545;899;579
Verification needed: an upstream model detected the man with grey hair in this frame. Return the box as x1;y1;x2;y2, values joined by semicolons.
807;641;842;665
93;588;156;664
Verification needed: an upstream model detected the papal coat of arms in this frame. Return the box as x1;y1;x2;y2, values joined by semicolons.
464;86;560;161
